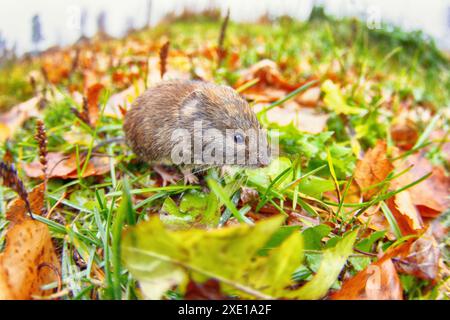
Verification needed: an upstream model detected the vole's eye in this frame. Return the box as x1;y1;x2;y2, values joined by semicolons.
234;133;245;144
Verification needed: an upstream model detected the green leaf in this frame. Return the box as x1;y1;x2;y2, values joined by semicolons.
122;215;305;299
296;175;335;198
302;224;332;250
286;230;357;300
246;157;292;189
356;230;386;252
258;225;300;255
245;231;304;297
321;80;365;115
160;191;220;228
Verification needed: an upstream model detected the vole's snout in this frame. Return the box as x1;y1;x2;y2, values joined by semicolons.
257;154;270;168
257;162;267;168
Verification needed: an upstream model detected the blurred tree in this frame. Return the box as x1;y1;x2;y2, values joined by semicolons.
145;0;152;27
80;8;88;38
97;11;107;37
0;32;6;57
125;17;136;35
31;14;44;52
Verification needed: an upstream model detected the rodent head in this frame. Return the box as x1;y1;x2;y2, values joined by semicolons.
178;83;270;168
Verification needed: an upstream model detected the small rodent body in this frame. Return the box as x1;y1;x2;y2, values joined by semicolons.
123;80;269;182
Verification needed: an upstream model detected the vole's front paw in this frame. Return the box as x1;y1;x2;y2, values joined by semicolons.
183;172;199;185
153;165;181;186
181;167;199;185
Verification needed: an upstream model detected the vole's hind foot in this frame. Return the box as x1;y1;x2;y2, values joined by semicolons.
181;168;199;185
153;164;181;186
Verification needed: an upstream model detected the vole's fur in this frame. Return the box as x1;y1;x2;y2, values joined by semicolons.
124;80;269;182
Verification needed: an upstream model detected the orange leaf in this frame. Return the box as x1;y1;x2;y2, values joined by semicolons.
0;184;60;299
235;59;298;92
65;155;111;179
391;122;418;151
354;140;393;200
86;83;104;126
23;152;111;179
394;152;449;218
330;258;403;300
386;193;423;235
41;51;73;84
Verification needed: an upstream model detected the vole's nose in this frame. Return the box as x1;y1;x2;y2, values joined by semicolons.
257;162;268;168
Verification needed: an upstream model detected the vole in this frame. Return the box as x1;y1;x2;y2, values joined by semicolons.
123;80;270;185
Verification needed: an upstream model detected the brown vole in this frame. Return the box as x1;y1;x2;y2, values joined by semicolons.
123;80;270;184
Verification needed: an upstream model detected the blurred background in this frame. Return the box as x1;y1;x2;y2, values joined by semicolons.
1;0;449;55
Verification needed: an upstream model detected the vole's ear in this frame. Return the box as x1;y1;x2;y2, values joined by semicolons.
180;90;208;118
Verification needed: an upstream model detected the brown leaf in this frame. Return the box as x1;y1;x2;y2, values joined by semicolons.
354;140;393;200
393;152;449;218
332;228;440;300
0;97;40;143
41;51;73;84
86;83;104;126
64;155;111;179
357;205;395;240
386;192;423;235
392;228;440;281
185;279;229;300
0;183;60;299
330;258;403;300
235;59;298;92
23;152;112;179
391;122;418;151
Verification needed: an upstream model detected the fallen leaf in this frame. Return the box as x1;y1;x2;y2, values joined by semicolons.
65;155;111;179
393;152;449;217
330;258;403;300
391;122;418;150
321;80;365;115
105;84;144;119
41;51;73;84
392;228;440;281
0;97;40;143
296;87;321;107
122;215;304;299
358;205;396;240
86;83;104;126
0;184;60;299
236;59;297;91
354;140;393;200
185;279;229;300
386;192;423;235
23;152;112;179
331;227;439;300
286;230;358;300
